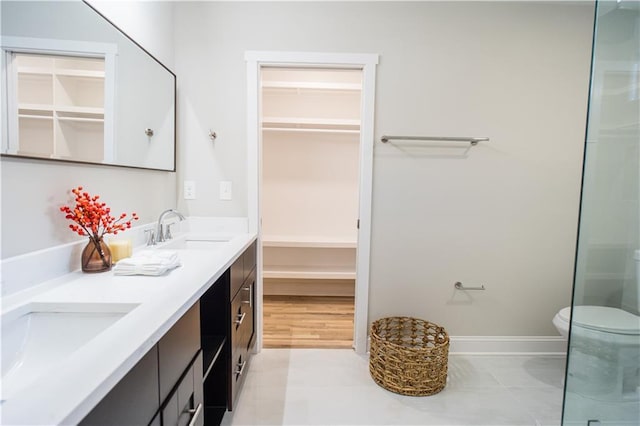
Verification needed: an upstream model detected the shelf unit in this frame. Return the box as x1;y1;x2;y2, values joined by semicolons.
262;244;356;279
3;40;116;163
261;68;362;135
201;335;226;382
199;273;229;425
262;236;357;280
261;67;361;297
201;333;227;426
13;53;106;162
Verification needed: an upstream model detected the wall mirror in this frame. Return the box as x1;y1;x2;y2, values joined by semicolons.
0;0;176;171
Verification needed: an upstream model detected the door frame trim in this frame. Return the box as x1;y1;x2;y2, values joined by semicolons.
245;51;378;354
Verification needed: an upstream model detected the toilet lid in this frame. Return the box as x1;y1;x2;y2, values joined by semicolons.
558;306;640;335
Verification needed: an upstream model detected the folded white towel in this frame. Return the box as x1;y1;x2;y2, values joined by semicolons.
113;250;181;276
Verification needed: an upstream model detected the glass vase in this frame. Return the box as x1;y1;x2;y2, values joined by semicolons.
81;237;112;273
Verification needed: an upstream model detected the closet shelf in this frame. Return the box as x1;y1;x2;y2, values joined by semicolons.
263;127;359;135
263;265;356;280
262;80;361;92
17;66;53;76
18;103;54;112
18;66;104;78
57;116;104;123
262;235;356;248
18;104;104;115
18;114;54;120
56;105;104;115
262;117;360;135
55;69;105;78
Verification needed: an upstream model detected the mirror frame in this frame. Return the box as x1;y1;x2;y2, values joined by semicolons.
0;0;177;172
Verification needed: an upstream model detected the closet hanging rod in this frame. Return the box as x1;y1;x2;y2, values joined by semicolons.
380;135;490;145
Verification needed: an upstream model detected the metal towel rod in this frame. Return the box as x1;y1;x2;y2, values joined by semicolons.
380;135;490;145
454;281;486;291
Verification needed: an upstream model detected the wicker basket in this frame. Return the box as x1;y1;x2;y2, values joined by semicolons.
369;316;449;396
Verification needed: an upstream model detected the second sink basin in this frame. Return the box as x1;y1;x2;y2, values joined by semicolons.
1;302;139;402
160;235;231;251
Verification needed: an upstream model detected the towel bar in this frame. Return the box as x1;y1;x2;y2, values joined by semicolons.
380;135;489;145
454;281;486;291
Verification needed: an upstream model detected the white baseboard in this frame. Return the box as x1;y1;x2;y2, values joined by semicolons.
449;336;567;355
367;335;567;355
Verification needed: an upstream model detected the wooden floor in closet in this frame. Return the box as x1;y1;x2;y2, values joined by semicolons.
263;295;354;348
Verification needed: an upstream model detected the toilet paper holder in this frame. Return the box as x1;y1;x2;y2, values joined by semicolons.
454;281;485;291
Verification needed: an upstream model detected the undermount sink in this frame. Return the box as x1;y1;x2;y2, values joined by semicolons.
1;302;139;402
159;236;231;251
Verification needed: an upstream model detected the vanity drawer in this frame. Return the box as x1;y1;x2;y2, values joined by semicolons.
243;241;256;278
230;288;251;354
230;255;244;300
230;241;257;300
241;270;256;351
161;351;204;426
230;347;250;408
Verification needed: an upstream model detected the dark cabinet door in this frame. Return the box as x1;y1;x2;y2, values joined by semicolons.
158;303;201;403
79;346;160;426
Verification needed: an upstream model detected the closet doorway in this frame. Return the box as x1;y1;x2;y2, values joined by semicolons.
260;67;361;348
246;51;378;354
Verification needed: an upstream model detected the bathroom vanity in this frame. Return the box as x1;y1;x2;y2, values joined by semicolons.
0;225;257;426
80;303;203;426
80;240;257;426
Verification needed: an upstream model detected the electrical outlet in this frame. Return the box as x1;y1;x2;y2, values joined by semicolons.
184;180;196;200
220;181;232;200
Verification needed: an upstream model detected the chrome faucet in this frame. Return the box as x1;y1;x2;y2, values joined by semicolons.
156;209;186;243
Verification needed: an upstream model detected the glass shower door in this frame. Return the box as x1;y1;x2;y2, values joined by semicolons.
563;0;640;424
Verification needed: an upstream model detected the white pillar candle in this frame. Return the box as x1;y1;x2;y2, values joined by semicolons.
109;239;132;264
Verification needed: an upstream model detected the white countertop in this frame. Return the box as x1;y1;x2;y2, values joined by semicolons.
0;230;256;425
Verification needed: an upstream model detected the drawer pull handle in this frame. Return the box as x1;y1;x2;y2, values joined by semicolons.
186;403;203;426
242;285;252;307
235;312;246;326
235;360;247;377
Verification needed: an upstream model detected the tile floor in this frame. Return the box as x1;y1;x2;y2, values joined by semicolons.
222;349;566;426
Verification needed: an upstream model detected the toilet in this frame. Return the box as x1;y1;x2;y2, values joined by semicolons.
553;250;640;401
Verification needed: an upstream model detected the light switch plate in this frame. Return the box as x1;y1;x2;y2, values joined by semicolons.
184;180;196;199
220;181;232;200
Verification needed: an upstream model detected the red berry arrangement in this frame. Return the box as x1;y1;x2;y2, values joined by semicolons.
60;186;139;241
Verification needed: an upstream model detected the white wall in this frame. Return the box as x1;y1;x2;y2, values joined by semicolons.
174;1;594;336
1;1;177;259
88;0;175;69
